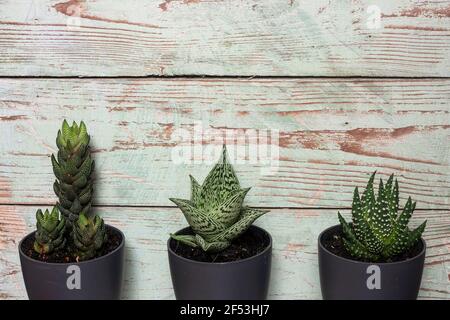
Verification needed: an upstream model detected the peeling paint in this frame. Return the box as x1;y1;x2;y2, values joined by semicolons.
0;115;28;121
53;0;160;28
383;5;450;18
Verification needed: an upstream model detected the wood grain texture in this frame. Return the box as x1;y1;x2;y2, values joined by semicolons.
0;78;449;208
0;206;448;300
1;0;450;76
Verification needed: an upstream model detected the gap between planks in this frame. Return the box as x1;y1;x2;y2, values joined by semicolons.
0;75;450;80
0;203;447;211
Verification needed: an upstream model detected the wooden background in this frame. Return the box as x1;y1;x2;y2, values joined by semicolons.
0;0;449;299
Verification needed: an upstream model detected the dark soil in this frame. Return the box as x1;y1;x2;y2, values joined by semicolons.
322;227;423;263
170;227;270;263
22;226;122;263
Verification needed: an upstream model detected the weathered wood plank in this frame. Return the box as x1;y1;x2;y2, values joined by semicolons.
0;206;448;300
1;0;450;76
1;78;449;208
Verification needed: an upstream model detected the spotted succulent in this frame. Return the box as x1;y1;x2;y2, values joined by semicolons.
338;172;426;261
170;145;269;253
34;207;66;255
52;120;94;227
72;213;107;261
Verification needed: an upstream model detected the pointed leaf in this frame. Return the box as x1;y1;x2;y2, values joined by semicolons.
198;145;240;209
342;237;379;261
211;206;267;243
189;174;201;205
56;130;66;149
170;234;198;248
212;188;250;228
169;198;225;240
62;120;70;139
73;175;87;189
51;155;63;180
408;221;426;248
195;234;230;253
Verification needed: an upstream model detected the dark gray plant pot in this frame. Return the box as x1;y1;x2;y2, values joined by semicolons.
168;226;272;300
318;224;426;300
19;225;125;300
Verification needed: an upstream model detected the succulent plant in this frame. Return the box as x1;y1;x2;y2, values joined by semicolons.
52;120;94;227
338;172;426;261
29;120;109;261
34;207;66;255
72;213;107;261
170;145;269;253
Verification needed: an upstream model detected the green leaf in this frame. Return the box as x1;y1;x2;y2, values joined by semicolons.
408;221;426;248
70;198;82;214
396;197;415;231
79;121;87;135
342;237;379;261
195;234;230;253
78;155;93;178
198;145;240;210
79;188;92;205
212;187;250;228
169;198;225;240
62;120;70;139
51;155;63;180
371;178;392;241
56;130;66;149
170;234;198;248
210;207;267;243
73;175;88;189
189;174;201;205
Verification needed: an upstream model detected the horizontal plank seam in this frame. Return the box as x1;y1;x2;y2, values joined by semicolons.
0;75;450;80
0;203;447;211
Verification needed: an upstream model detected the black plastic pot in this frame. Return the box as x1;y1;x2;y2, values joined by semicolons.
168;225;272;300
318;224;426;300
19;225;125;300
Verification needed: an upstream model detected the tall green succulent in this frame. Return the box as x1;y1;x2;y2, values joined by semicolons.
338;172;426;261
72;213;107;261
30;120;107;261
170;145;269;253
34;207;66;255
52;120;94;227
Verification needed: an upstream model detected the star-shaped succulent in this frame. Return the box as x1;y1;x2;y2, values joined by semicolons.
339;172;426;261
170;145;269;253
34;206;66;255
73;213;107;261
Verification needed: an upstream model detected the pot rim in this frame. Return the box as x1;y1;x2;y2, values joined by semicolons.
167;225;272;266
318;224;426;266
18;224;125;266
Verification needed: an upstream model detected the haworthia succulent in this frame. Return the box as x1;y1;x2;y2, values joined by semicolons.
34;207;66;255
32;120;107;262
170;145;269;253
339;172;426;261
52;120;94;227
72;213;107;261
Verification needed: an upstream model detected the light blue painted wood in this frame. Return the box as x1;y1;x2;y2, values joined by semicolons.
0;206;448;299
0;0;449;76
0;78;449;208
